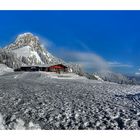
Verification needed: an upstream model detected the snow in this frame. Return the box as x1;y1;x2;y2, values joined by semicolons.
30;49;44;63
28;121;41;130
12;46;31;57
14;75;18;79
46;72;87;80
94;74;104;81
14;118;26;130
0;113;5;130
46;52;52;62
12;72;87;80
0;112;41;130
0;64;13;75
1;72;140;129
16;32;33;39
43;51;46;55
12;46;44;64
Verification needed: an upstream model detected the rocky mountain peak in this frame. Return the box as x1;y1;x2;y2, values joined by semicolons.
6;32;44;52
4;32;65;65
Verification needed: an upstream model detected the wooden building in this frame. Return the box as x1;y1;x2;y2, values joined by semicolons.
14;64;68;73
48;64;68;73
14;66;40;71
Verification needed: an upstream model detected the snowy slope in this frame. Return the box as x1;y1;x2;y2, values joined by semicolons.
0;72;140;129
0;64;13;75
12;46;44;64
94;71;136;84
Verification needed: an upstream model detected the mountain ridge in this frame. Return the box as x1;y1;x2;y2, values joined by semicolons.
5;32;65;65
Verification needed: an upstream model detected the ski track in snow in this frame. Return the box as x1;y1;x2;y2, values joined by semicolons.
0;72;140;129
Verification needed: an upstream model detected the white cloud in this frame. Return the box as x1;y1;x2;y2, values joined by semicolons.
77;52;109;71
40;38;55;50
72;41;133;71
60;51;134;72
135;72;140;75
62;51;110;71
35;34;55;50
135;68;140;75
108;61;133;68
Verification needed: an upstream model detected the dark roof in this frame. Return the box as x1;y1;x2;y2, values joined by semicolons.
21;63;68;68
49;64;68;68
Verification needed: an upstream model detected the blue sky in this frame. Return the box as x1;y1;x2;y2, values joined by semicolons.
0;11;140;74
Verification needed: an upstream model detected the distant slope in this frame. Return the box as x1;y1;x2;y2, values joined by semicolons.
94;71;137;85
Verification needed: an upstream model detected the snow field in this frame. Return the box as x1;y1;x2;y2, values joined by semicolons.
0;72;140;129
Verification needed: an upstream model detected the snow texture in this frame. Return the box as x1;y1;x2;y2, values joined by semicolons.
1;72;140;130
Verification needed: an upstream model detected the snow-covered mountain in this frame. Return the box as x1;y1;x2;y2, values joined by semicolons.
5;33;64;65
0;32;83;75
